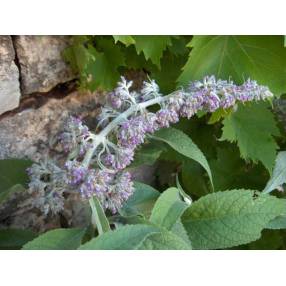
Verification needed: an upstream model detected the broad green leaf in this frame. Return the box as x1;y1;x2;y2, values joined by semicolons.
182;189;285;249
221;102;280;173
209;147;245;191
168;36;190;56
79;224;159;250
113;35;135;46
263;151;286;193
90;196;110;234
150;188;188;230
171;219;192;247
62;36;95;75
86;38;125;90
133;36;172;68
266;215;286;229
182;160;210;197
177;35;286;95
210;146;269;192
208;107;232;124
0;184;25;204
22;228;86;250
152;127;213;188
0;159;32;191
120;182;160;217
150;50;189;94
130;143;164;168
0;229;37;250
138;230;192;250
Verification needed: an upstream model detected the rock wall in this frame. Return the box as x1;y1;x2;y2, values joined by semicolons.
0;36;21;115
0;36;75;115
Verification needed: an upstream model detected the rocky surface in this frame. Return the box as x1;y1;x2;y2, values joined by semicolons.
0;36;21;115
14;36;75;95
0;89;103;161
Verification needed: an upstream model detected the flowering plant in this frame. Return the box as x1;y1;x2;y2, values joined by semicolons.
10;75;284;250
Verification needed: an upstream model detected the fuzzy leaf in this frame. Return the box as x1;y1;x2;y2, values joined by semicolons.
267;215;286;229
79;224;159;250
263;151;286;193
138;230;192;250
152;127;213;188
182;189;285;249
171;219;192;247
121;182;160;217
0;159;32;191
150;188;188;230
221;102;280;173
0;229;37;250
177;35;286;95
113;35;135;46
22;228;86;250
133;36;172;68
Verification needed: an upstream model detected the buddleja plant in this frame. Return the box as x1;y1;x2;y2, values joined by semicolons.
4;75;283;250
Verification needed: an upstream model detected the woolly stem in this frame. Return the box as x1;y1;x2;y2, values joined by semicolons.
82;93;173;168
89;198;103;235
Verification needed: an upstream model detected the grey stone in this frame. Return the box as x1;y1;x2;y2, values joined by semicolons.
0;36;21;115
0;89;104;161
14;36;75;94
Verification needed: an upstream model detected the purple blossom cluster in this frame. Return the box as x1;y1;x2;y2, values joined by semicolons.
115;76;273;152
59;116;91;156
27;75;274;216
65;160;133;213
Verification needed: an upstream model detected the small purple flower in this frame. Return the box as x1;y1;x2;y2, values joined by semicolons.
220;93;236;109
102;171;134;214
205;91;221;112
180;92;204;118
104;148;134;170
117;116;146;148
142;112;159;133
156;109;179;128
65;161;88;186
108;91;123;109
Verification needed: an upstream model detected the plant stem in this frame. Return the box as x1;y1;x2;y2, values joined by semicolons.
89;198;103;235
82;93;172;168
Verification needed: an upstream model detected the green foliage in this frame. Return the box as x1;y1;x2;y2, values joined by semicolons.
181;189;285;249
221;102;280;173
178;35;286;95
209;146;269;192
152;127;213;188
138;230;192;250
79;224;159;250
22;228;86;250
133;36;172;68
120;182;160;217
150;188;188;230
263;151;286;193
267;215;286;230
0;229;37;250
86;37;126;90
0;159;32;191
113;35;135;46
